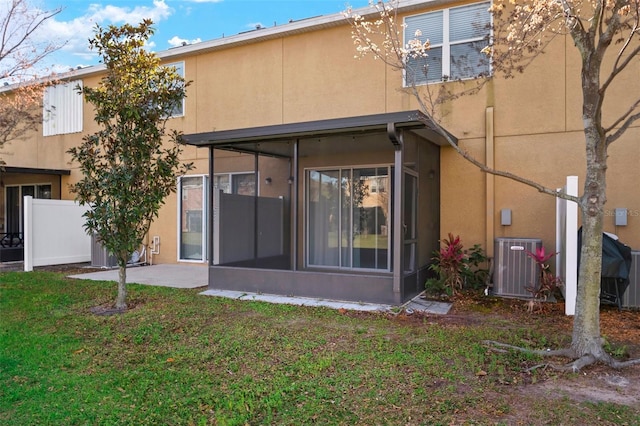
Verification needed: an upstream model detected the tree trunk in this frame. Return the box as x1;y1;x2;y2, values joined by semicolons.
115;263;127;310
572;207;607;358
569;25;612;360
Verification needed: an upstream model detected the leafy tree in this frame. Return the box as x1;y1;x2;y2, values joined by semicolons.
0;0;62;164
68;20;192;311
346;0;640;370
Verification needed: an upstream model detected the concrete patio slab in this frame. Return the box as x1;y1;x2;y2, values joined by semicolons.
200;289;391;312
68;264;208;289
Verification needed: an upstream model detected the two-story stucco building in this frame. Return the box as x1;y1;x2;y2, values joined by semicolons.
1;0;638;305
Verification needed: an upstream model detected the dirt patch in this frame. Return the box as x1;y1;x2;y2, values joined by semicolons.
406;292;640;407
89;304;127;316
536;369;640;405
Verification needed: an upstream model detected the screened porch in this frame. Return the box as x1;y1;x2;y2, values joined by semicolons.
183;111;452;305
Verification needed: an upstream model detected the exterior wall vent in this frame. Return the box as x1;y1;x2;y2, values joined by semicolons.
622;251;640;309
493;238;542;298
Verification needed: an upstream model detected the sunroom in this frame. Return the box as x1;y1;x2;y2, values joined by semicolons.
183;110;452;305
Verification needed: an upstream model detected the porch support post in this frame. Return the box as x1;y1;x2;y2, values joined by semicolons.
292;139;299;271
208;146;215;267
254;152;259;263
389;124;404;301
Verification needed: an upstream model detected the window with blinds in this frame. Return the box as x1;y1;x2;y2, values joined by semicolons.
404;2;491;85
42;80;83;137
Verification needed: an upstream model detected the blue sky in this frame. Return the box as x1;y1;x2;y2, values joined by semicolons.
36;0;371;72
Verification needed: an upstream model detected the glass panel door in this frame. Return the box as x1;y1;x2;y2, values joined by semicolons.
307;167;390;271
352;168;389;269
404;171;418;273
179;176;206;261
6;187;20;234
308;170;341;267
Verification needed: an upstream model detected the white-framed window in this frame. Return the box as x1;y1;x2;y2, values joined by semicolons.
164;61;185;117
214;172;257;196
42;80;83;136
404;2;491;85
178;175;207;262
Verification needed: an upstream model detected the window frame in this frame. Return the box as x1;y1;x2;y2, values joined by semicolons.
214;171;258;196
305;165;392;272
4;183;52;234
177;174;208;263
163;61;185;118
403;1;491;86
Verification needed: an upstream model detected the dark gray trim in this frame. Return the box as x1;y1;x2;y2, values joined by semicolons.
208;146;214;267
183;111;455;147
2;166;71;176
292;139;299;272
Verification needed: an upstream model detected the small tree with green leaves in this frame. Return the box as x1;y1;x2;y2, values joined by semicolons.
68;20;192;310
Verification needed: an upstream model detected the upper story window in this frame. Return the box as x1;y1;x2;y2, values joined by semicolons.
42;80;83;136
164;61;185;117
404;2;491;85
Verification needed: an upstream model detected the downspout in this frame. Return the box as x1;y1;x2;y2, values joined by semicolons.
388;123;404;303
485;107;495;259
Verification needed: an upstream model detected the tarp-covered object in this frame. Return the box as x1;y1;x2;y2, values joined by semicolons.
577;228;633;308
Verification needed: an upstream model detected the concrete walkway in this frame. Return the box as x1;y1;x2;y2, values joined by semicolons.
67;264;451;315
69;264;208;289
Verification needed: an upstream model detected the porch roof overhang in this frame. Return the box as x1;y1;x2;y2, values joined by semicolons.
1;166;71;176
183;110;457;157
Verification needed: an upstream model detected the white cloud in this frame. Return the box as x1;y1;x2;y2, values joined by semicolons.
167;36;202;48
41;0;175;65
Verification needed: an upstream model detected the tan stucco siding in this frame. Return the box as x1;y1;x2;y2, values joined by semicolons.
3;0;639;265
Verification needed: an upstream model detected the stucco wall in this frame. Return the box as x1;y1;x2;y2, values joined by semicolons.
3;0;639;265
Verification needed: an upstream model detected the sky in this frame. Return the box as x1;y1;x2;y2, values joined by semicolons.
31;0;372;73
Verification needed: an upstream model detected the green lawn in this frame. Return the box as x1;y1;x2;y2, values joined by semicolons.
1;271;638;425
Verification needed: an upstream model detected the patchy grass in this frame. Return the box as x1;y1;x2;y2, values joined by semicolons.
1;271;639;425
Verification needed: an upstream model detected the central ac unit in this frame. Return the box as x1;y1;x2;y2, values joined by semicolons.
493;238;542;298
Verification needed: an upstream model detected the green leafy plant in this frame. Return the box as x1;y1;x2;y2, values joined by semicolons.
524;247;564;311
426;234;488;296
462;244;489;289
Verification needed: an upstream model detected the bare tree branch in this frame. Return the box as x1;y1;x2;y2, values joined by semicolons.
407;84;581;203
0;0;63;80
606;110;640;145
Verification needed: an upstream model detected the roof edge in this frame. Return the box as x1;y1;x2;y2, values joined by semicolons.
183;110;457;146
2;166;71;176
1;0;454;91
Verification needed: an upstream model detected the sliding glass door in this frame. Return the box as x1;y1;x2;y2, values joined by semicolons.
5;184;51;234
307;167;390;271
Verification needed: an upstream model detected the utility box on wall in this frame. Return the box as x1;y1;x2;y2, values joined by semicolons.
493;238;542;298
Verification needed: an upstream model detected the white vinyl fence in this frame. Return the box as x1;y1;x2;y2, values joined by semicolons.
23;196;91;271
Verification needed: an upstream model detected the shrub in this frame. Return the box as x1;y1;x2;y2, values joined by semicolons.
425;234;488;296
524;246;563;311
